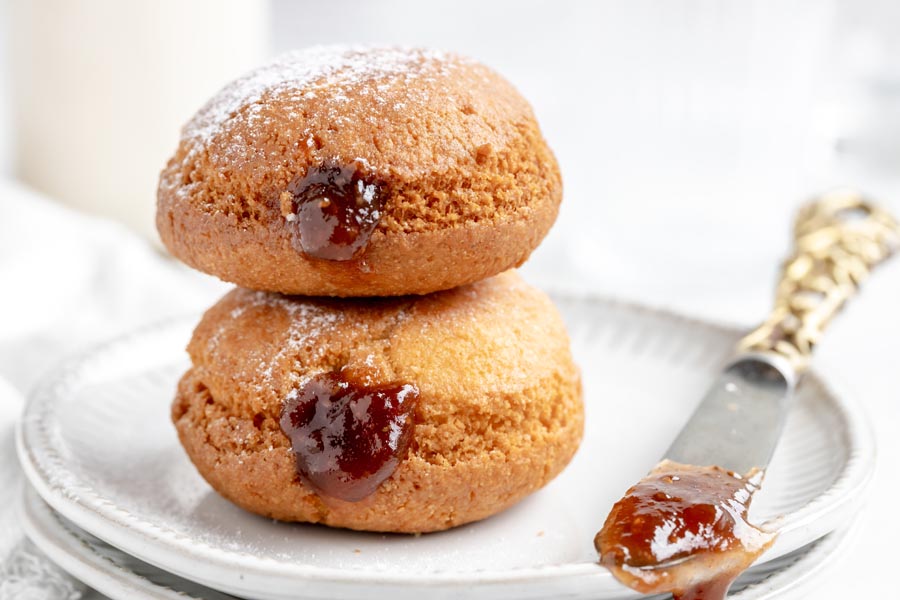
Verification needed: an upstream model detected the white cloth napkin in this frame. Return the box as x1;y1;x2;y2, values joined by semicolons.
0;181;228;393
0;179;228;598
0;376;84;600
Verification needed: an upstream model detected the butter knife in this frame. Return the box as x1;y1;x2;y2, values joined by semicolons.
595;190;900;600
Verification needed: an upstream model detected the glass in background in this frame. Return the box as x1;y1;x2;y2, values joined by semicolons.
9;0;270;242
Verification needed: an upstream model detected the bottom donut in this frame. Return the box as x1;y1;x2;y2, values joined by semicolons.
172;271;583;533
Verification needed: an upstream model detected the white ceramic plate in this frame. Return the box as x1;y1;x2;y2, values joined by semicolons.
20;485;235;600
20;484;859;600
16;296;874;600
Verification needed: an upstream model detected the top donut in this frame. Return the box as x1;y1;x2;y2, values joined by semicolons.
157;46;561;296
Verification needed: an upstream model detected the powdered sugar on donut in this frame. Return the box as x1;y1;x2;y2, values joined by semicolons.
181;46;465;166
205;290;343;395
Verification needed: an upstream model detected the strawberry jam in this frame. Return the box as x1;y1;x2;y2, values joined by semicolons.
595;460;775;600
285;163;385;261
280;369;418;502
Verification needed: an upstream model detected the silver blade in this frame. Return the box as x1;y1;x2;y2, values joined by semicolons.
664;356;796;474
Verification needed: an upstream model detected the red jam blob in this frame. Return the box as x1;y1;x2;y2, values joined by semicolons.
286;163;385;261
279;370;418;502
595;460;775;600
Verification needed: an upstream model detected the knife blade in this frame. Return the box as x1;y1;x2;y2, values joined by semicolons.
664;354;795;475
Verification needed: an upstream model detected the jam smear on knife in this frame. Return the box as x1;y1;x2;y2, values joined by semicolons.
595;460;775;600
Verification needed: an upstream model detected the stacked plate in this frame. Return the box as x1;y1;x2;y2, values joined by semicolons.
15;295;872;599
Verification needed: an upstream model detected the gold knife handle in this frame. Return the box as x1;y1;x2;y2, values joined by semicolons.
739;190;900;373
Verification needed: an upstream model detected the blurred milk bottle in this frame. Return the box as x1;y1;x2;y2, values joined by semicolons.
10;0;269;243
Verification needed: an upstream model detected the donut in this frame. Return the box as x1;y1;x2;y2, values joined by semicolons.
172;271;583;532
157;46;562;297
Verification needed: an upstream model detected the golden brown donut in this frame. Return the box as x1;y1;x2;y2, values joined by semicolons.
172;271;583;532
157;46;562;297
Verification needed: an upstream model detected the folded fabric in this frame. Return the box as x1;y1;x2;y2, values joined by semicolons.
0;178;227;598
0;178;227;391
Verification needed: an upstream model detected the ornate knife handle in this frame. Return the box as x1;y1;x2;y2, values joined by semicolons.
739;190;900;373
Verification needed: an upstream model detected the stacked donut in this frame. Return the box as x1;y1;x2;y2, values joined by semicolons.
157;47;583;533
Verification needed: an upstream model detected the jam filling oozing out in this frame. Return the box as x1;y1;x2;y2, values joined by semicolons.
595;460;775;600
279;369;419;502
285;163;386;261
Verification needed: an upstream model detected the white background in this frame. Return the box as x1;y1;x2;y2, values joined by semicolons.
2;1;900;597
